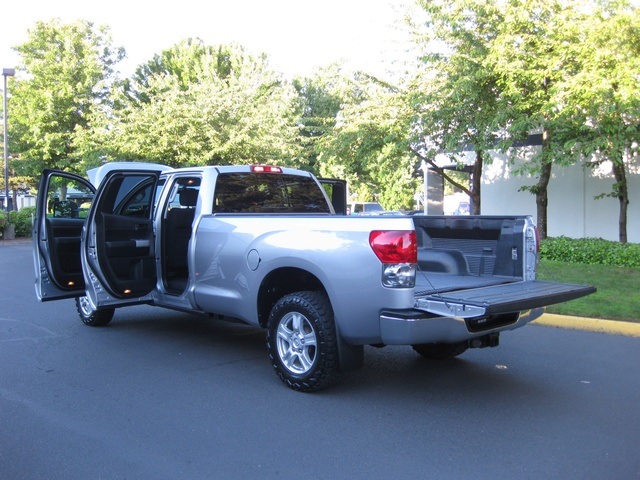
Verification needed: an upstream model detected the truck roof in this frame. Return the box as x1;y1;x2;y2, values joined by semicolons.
87;162;317;187
87;162;171;187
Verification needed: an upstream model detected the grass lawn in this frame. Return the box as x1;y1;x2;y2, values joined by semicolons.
537;260;640;323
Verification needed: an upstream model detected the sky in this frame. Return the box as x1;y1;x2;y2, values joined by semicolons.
0;0;420;79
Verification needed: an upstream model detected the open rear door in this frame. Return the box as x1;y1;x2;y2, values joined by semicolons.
82;170;160;309
33;170;96;301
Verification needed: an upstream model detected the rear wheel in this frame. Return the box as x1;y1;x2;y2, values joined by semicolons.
412;341;469;359
75;296;114;327
267;291;339;392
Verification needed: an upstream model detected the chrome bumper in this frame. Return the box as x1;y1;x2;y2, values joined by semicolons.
379;307;545;345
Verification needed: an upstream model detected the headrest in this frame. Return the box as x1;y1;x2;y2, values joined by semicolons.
179;188;198;207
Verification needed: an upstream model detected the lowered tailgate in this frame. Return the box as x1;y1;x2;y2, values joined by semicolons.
414;280;596;318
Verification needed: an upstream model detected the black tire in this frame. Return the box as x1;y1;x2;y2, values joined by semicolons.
412;341;469;360
75;296;114;327
266;291;339;392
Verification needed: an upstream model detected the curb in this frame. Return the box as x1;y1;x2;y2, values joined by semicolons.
533;313;640;338
0;238;32;246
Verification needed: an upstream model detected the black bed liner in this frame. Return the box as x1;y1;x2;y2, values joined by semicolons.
415;272;521;295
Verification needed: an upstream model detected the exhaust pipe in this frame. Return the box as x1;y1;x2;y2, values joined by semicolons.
469;333;500;349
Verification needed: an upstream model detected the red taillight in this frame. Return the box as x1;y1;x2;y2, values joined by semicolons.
369;230;417;264
251;165;282;173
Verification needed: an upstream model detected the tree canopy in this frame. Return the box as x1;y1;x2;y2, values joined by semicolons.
550;1;640;243
77;39;301;168
411;0;640;239
4;7;639;241
9;19;124;175
411;0;510;214
315;71;419;210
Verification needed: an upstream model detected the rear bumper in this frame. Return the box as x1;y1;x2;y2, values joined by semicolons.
379;307;545;345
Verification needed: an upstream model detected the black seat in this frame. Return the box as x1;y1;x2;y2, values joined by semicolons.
164;189;198;291
176;188;198;209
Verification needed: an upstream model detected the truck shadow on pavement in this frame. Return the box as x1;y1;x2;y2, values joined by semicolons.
91;304;552;404
339;345;550;402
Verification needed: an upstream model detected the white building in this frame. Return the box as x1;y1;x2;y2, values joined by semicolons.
0;192;36;211
432;148;640;243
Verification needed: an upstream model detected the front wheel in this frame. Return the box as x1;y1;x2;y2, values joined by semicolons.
266;291;339;392
75;296;114;327
412;341;469;359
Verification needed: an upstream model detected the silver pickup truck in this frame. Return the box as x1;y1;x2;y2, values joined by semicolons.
33;163;595;391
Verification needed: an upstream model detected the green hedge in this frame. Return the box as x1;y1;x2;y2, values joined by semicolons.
0;210;8;230
540;236;640;268
9;206;36;238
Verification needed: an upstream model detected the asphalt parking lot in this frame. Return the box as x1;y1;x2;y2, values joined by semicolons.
2;241;639;479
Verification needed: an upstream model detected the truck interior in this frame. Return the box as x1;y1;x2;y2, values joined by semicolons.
162;177;201;294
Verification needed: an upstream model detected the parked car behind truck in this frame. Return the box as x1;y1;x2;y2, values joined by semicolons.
348;201;384;215
33;163;595;391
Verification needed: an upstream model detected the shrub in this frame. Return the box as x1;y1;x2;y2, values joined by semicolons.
540;236;640;268
0;210;7;230
9;206;36;238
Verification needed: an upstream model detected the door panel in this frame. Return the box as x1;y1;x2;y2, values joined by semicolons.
161;176;201;294
83;171;159;305
33;170;95;301
46;218;85;288
96;212;155;297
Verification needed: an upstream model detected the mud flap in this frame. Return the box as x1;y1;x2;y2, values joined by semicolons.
336;325;364;372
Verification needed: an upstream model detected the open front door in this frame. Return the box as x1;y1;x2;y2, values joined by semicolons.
82;170;160;309
33;170;96;301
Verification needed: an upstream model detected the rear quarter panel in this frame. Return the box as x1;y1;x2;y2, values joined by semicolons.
191;215;416;344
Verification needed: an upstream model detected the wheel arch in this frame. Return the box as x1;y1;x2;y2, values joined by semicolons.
257;266;364;374
257;267;326;328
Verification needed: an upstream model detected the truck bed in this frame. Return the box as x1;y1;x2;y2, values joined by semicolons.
414;271;519;296
412;215;528;295
411;215;596;319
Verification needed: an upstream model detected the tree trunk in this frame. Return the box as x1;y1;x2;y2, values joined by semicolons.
612;159;628;244
535;161;552;240
470;149;483;215
535;128;552;240
11;190;18;212
410;147;473;198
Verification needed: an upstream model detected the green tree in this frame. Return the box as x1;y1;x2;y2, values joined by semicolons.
292;65;346;175
317;72;418;210
486;0;591;239
414;0;636;240
9;19;124;178
552;1;640;243
80;40;301;167
412;0;509;214
122;38;262;103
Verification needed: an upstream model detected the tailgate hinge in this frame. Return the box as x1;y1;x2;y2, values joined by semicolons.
414;298;486;318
